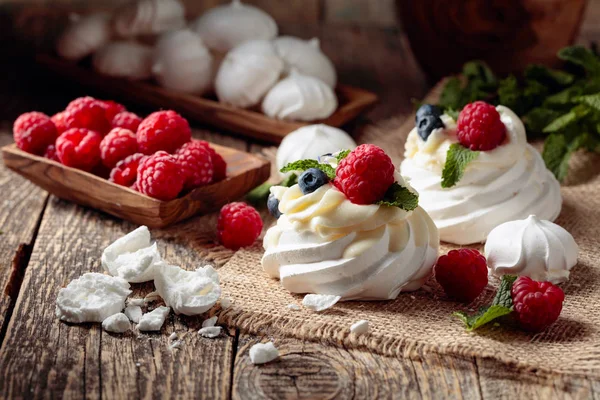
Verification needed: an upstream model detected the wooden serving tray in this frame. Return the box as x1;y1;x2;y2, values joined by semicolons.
1;143;270;228
36;54;379;144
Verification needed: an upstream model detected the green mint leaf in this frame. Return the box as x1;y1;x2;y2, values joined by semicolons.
453;305;513;331
544;132;596;181
445;109;460;120
453;275;517;331
576;93;600;111
441;144;480;188
280;159;336;180
524;64;575;86
558;46;600;76
439;77;463;110
523;107;562;135
492;275;518;308
281;173;298;187
498;75;522;113
376;182;419;211
543;104;590;133
463;61;497;85
336;150;351;163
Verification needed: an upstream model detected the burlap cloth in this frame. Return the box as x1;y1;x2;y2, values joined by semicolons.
216;125;600;378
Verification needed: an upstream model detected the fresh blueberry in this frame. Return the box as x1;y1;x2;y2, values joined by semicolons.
267;194;281;219
416;104;445;141
298;168;329;194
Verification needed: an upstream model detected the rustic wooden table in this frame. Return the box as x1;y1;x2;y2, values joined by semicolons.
1;15;600;400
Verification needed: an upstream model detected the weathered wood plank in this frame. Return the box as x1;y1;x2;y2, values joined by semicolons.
0;131;48;339
0;193;235;398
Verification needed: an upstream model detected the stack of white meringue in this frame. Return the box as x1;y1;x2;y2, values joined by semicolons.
55;0;339;122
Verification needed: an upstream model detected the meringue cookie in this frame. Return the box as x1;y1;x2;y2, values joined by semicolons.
152;30;213;94
190;0;278;53
215;40;284;108
93;41;153;80
56;13;111;61
113;0;185;37
400;106;562;245
485;215;578;283
273;37;337;88
276;124;356;173
262;174;439;300
262;70;338;121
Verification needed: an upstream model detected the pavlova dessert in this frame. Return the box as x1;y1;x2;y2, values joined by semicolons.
400;101;562;245
262;144;439;300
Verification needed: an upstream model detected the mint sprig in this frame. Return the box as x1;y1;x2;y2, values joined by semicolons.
336;150;351;163
453;275;517;331
280;159;336;180
441;143;479;188
376;183;419;211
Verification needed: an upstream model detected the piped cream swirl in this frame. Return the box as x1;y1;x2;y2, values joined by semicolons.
400;106;562;245
262;179;439;300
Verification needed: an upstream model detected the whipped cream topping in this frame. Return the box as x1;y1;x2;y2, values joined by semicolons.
400;106;562;245
262;176;439;300
485;215;578;283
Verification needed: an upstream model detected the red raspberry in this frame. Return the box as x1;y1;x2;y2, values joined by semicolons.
434;249;488;302
137;151;184;200
100;100;126;121
51;111;69;134
13;112;58;155
111;111;142;132
176;141;214;190
109;153;145;187
334;144;395;204
456;101;506;151
217;202;263;250
64;96;111;134
56;128;102;171
137;110;191;154
43;144;59;162
100;128;138;168
206;145;227;181
511;277;564;332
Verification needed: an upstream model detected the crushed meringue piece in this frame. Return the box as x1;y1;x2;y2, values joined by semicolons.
127;298;145;307
169;340;183;350
220;297;232;308
287;304;301;311
102;313;131;333
302;294;341;312
202;316;218;328
169;332;178;341
249;342;279;364
137;306;170;332
101;226;163;283
55;273;131;323
198;326;222;338
350;320;369;335
154;264;221;316
124;305;142;323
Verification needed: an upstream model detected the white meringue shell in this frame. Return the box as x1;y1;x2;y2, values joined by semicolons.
273;36;337;88
113;0;185;38
215;39;284;108
93;41;153;80
275;124;357;172
485;215;578;283
56;13;111;61
262;70;338;121
190;0;277;53
152;30;213;94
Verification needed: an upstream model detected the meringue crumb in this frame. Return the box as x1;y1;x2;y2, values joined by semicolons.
199;326;222;338
287;304;301;311
169;332;178;341
302;294;341;312
128;298;145;307
202;316;218;328
169;340;183;350
249;342;279;365
221;297;232;308
350;320;369;335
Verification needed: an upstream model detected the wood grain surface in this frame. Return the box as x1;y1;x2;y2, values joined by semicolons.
0;10;600;399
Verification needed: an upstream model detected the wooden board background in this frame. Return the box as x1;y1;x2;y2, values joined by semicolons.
0;1;599;398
